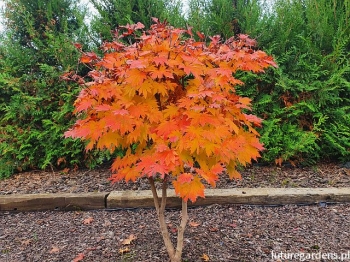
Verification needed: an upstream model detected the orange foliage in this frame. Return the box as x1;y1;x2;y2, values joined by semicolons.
65;19;277;202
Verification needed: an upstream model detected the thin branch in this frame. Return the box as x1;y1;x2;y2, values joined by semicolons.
148;177;160;212
160;174;168;211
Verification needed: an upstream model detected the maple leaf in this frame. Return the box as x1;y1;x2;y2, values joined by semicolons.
83;217;94;225
153;55;168;66
227;165;242;179
72;253;85;262
121;234;137;245
125;68;148;86
80;52;98;63
243;113;263;127
173;174;205;202
201;253;210;261
73;43;82;49
149;65;174;79
49;246;60;254
189;221;201;227
119;247;131;254
21;239;31;246
197;169;218;187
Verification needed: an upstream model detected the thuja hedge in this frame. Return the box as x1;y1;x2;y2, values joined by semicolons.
0;0;185;178
0;0;349;178
237;0;350;165
0;0;102;177
193;0;350;165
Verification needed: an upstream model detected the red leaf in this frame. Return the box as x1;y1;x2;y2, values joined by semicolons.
74;43;82;49
196;31;205;40
80;52;98;63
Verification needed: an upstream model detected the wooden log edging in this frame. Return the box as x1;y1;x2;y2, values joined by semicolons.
0;192;108;211
1;188;350;212
107;188;350;209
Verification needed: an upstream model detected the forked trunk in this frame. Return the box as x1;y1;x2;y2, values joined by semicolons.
149;176;189;262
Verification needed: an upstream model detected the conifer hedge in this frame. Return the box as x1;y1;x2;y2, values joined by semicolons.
0;0;349;177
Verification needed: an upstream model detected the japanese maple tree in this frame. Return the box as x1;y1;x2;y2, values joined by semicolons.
65;18;276;262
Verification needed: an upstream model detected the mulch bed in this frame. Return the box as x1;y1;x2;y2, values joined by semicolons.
1;162;350;261
1;163;350;195
1;204;350;261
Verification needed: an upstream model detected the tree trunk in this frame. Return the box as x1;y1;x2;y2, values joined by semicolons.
149;176;189;262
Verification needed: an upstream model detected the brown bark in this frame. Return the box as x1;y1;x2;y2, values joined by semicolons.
148;176;189;262
149;176;175;259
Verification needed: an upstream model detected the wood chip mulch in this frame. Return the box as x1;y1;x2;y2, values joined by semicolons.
1;162;350;261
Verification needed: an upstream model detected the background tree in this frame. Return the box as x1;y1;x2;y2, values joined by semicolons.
0;0;92;177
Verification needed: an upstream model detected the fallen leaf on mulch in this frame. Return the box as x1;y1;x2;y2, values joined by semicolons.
119;247;131;254
189;221;201;227
49;246;60;253
83;217;94;225
201;253;210;261
72;253;84;262
121;234;137;245
61;168;70;174
21;239;31;246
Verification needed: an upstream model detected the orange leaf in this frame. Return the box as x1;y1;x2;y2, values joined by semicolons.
189;221;201;227
21;239;31;246
173;175;205;202
201;253;210;261
119;247;131;254
121;234;137;245
72;253;85;262
275;157;283;167
66;20;276;204
49;246;60;254
83;217;94;225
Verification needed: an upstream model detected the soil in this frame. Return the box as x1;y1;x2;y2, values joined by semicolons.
1;162;350;261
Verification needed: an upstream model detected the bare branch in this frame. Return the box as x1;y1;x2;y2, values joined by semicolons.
148;177;160;212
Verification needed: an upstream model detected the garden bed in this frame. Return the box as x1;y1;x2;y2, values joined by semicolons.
1;163;350;261
1;163;349;195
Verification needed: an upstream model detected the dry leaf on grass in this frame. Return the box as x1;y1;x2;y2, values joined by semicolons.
83;217;94;225
49;246;60;253
72;253;84;262
121;234;137;245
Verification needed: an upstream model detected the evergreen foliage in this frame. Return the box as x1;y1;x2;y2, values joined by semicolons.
89;0;185;43
188;0;349;165
0;0;349;177
0;0;91;177
235;0;350;164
